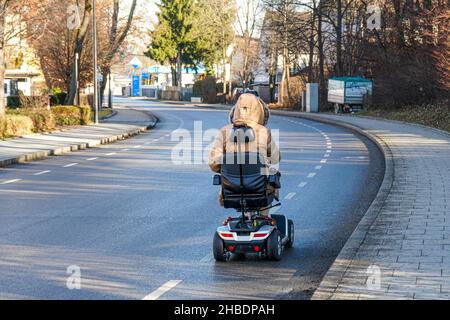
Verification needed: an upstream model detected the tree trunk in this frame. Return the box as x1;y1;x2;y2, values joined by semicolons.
336;0;343;76
0;2;7;117
308;5;316;83
66;0;93;105
317;3;326;110
171;64;177;87
177;49;182;93
99;67;110;107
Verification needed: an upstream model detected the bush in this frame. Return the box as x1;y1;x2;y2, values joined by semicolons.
51;105;91;126
25;109;56;132
19;91;48;109
79;105;91;125
2;114;34;137
51;106;82;126
50;92;67;106
195;76;218;103
7;96;20;108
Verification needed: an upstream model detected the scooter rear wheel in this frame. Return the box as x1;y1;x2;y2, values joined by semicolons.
285;219;294;248
213;232;226;262
267;230;283;261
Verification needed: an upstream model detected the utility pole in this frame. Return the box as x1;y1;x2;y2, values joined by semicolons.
75;53;80;106
93;0;99;124
108;71;112;109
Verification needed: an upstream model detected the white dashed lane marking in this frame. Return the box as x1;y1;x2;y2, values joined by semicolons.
86;157;98;161
34;170;51;176
105;152;117;156
298;182;308;188
63;163;78;168
307;172;317;178
320;159;328;164
1;179;22;185
315;166;322;170
142;280;182;300
284;192;296;200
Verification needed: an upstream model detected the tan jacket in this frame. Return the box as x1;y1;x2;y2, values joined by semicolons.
209;93;280;173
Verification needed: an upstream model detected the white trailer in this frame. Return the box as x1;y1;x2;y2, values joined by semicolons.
328;77;373;113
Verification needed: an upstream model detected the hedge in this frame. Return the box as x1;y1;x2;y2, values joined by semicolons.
51;105;91;126
1;114;34;137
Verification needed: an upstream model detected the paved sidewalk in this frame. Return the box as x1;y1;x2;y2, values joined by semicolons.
0;106;157;168
281;113;450;300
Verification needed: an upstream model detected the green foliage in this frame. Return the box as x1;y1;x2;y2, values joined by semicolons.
51;87;63;95
24;109;56;133
50;92;67;106
79;105;91;125
51;105;91;126
7;96;20;108
146;0;236;75
195;76;218;103
146;0;195;65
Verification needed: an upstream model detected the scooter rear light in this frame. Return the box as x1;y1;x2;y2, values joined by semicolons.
220;233;234;238
253;233;268;238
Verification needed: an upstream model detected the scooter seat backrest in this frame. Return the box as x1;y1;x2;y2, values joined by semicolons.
221;152;271;209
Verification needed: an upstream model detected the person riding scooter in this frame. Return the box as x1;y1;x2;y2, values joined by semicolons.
209;93;281;215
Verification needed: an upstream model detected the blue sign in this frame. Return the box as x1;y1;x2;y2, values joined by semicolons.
142;73;149;80
132;75;140;97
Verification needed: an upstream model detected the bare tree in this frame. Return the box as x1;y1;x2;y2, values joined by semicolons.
235;0;264;88
99;0;137;106
66;0;93;105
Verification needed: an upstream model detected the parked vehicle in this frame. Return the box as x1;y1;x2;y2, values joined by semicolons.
328;77;373;113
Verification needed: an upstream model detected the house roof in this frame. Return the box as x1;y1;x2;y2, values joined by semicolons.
5;69;40;78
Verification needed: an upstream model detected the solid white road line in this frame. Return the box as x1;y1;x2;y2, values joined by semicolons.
142;280;182;300
63;163;78;168
298;182;308;188
86;157;98;161
34;170;51;176
307;172;317;178
285;192;296;200
1;179;22;185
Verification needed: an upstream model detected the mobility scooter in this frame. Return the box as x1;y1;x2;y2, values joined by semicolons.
212;126;294;262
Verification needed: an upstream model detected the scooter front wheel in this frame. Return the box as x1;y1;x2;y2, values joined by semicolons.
213;232;227;262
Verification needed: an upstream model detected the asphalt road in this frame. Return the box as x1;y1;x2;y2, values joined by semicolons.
0;98;383;300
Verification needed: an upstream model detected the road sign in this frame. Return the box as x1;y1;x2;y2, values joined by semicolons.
142;72;150;80
130;57;143;69
132;75;140;97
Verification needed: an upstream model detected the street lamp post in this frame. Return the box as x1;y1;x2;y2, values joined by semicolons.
93;0;99;124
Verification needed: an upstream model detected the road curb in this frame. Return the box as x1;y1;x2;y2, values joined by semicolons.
269;111;394;300
0;109;158;169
